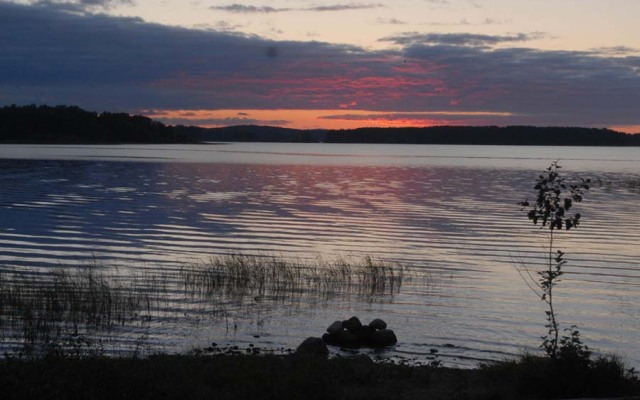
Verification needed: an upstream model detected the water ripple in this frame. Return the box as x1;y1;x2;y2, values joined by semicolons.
0;152;639;366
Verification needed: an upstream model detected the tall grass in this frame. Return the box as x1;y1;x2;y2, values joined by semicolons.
180;254;406;302
0;265;157;355
0;254;409;357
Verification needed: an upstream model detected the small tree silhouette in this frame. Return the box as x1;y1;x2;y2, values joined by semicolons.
518;162;590;359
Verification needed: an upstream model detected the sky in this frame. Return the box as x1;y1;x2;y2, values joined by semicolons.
1;0;640;132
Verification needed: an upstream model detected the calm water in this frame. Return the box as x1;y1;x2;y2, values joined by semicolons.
1;143;639;367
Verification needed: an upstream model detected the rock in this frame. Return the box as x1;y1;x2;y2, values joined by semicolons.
322;333;339;345
371;329;397;346
343;316;363;334
336;330;358;346
296;337;329;356
323;317;398;348
355;325;374;344
327;320;344;334
369;318;387;330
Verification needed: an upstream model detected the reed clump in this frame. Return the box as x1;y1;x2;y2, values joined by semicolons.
0;266;155;355
0;254;409;356
181;254;405;302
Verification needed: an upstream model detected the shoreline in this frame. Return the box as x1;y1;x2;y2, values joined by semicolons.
1;351;638;400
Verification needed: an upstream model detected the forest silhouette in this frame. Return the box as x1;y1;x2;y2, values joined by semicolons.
2;104;639;146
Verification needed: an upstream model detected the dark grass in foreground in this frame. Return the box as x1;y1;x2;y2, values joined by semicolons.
0;352;638;400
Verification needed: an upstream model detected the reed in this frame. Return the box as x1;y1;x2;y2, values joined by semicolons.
180;254;406;302
0;265;157;355
0;254;409;357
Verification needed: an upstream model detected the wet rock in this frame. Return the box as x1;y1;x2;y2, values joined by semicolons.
371;329;397;347
336;330;358;346
327;320;344;335
296;337;329;357
343;316;363;334
355;325;374;344
322;333;339;345
369;318;387;331
322;317;398;348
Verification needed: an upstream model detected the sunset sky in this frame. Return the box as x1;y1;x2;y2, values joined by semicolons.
1;0;640;132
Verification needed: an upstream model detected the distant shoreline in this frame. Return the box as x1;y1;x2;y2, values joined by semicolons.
2;104;640;146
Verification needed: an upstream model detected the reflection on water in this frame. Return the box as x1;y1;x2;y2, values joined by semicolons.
0;144;639;367
2;143;640;171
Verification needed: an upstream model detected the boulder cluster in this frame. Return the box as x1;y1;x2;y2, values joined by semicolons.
322;317;397;348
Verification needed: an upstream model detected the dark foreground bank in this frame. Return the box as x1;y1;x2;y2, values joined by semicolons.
1;353;638;400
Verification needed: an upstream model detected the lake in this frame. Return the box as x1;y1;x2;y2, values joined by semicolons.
1;143;639;367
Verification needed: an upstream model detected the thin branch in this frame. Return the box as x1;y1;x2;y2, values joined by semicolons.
512;255;543;298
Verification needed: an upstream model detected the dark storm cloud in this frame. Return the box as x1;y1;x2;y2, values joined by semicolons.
1;1;639;128
401;43;640;125
0;1;365;110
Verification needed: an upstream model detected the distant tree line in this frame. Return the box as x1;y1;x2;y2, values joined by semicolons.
0;105;193;143
196;124;640;146
324;126;640;146
2;104;639;146
196;125;325;143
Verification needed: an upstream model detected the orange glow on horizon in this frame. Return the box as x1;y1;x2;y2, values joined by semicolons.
142;109;513;130
610;125;640;134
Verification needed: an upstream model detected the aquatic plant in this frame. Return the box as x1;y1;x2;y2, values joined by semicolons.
180;254;406;303
0;265;158;356
1;254;408;357
518;161;590;360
